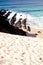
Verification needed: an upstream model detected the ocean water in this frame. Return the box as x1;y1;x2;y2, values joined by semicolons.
0;0;43;28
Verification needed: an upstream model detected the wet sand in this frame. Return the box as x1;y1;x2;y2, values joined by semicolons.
22;27;43;38
28;28;43;38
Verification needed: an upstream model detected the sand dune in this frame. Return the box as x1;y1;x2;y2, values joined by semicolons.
0;32;43;65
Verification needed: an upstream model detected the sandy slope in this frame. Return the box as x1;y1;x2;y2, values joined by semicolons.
0;32;43;65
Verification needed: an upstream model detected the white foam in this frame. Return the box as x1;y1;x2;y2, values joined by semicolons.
7;10;43;28
26;14;43;28
20;13;26;20
13;12;43;28
13;13;21;26
7;12;16;24
16;13;26;20
8;12;16;19
13;13;26;26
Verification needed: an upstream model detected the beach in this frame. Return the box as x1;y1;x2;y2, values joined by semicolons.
0;32;43;65
21;27;43;38
0;10;43;65
27;27;43;38
30;28;43;38
0;0;43;64
0;9;43;38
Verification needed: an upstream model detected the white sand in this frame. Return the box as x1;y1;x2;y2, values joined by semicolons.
0;32;43;65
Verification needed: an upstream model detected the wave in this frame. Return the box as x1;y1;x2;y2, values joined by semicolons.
19;9;43;12
9;10;43;28
0;6;43;12
26;14;43;28
1;9;43;29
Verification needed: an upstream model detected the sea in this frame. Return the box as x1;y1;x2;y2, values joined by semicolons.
0;0;43;28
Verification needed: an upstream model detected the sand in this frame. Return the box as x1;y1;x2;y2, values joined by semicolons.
0;32;43;65
28;28;43;38
22;27;43;38
30;28;43;38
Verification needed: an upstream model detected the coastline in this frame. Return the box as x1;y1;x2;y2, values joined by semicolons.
0;0;43;64
0;9;43;38
22;27;43;38
30;27;43;38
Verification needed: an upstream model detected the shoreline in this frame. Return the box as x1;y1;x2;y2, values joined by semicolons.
0;9;43;38
30;27;43;38
22;27;43;38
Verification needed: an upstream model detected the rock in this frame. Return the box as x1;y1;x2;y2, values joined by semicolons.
7;12;17;25
0;9;31;36
0;9;6;16
0;15;26;36
3;11;11;18
21;19;26;29
14;19;22;28
38;31;41;33
27;26;31;31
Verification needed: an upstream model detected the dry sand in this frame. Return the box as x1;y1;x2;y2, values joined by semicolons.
0;32;43;65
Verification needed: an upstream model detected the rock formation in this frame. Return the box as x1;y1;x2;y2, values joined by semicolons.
0;9;31;36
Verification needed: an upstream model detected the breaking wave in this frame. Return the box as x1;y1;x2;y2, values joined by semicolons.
9;9;43;29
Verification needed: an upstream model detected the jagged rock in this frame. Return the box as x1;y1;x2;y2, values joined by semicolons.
27;26;31;31
0;9;31;36
7;12;17;25
0;11;27;36
0;9;6;16
21;19;26;29
14;19;22;28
